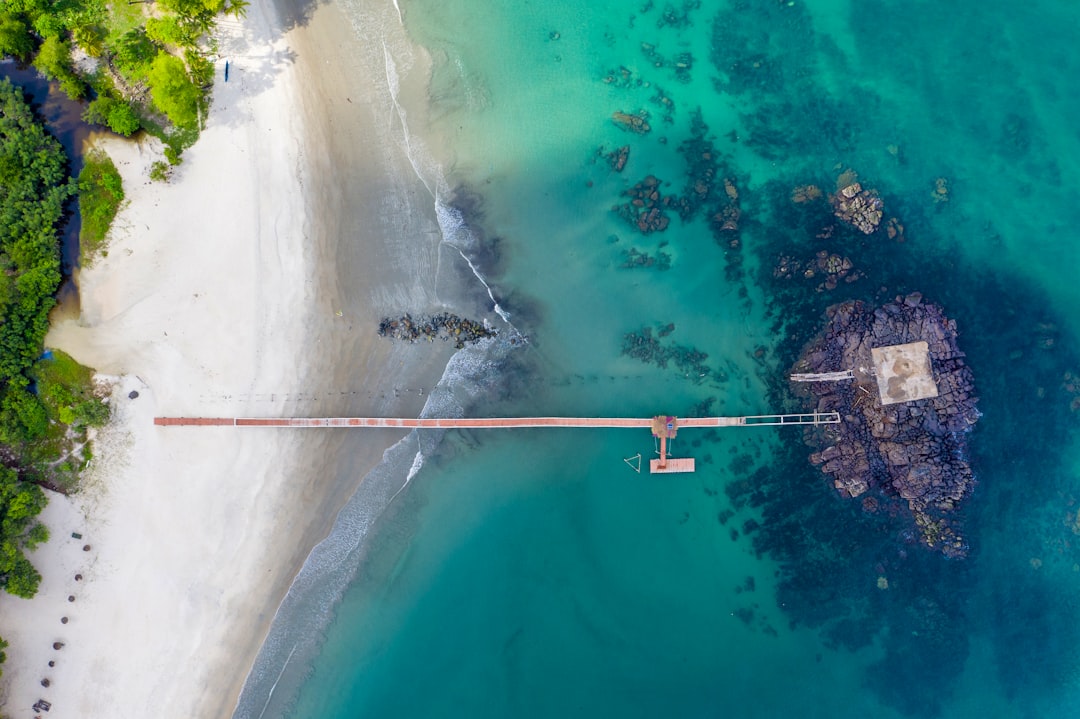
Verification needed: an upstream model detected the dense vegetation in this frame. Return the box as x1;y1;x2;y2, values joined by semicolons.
77;147;124;262
1;0;249;151
0;78;72;447
1;78;110;676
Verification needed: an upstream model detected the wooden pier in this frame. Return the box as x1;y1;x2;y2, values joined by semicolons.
155;412;840;475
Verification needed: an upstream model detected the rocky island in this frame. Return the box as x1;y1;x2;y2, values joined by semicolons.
792;294;980;557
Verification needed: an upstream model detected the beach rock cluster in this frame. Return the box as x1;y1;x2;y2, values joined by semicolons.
378;313;496;349
831;180;884;234
614;175;671;233
622;323;710;380
621;247;671;270
794;295;980;557
611;109;652;135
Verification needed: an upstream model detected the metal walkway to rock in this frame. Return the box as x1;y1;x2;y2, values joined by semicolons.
154;412;840;474
789;369;856;382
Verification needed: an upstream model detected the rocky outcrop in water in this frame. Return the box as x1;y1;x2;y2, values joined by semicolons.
614;175;671;233
378;313;496;349
794;295;979;557
612;109;652;135
605;144;630;172
772;249;865;291
831;180;883;234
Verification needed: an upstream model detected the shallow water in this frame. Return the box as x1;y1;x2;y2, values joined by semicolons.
252;1;1080;716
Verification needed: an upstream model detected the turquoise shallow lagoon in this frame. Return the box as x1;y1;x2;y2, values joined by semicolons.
251;1;1080;716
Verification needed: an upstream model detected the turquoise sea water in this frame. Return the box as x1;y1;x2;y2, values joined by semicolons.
249;1;1080;717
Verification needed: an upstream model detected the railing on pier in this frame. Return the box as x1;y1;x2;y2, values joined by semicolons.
789;370;855;382
737;412;841;426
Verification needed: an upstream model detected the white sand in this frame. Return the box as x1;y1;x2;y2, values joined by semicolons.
0;1;450;716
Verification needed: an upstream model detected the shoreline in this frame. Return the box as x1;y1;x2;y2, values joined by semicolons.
0;0;457;716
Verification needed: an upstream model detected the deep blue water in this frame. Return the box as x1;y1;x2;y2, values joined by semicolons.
251;1;1080;716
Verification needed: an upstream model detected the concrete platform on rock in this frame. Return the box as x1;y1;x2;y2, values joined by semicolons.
871;340;938;405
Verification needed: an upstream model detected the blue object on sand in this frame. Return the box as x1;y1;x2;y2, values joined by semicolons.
225;61;230;82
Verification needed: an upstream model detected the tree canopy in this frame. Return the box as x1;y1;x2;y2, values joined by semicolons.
147;53;200;130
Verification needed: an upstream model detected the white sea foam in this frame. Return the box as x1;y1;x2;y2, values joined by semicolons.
434;199;515;326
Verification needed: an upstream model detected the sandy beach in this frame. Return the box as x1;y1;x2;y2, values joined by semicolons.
0;0;454;716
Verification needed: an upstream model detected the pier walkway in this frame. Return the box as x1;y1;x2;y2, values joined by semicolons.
155;411;840;475
154;412;841;429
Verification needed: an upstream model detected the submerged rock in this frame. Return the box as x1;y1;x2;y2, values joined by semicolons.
793;296;980;557
611;109;652;135
622;323;710;381
613;175;671;233
620;247;671;270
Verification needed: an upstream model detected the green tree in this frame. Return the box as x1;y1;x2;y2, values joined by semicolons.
32;35;87;100
0;467;47;598
83;97;141;136
0;13;34;61
77;148;126;258
72;23;107;58
147;53;200;129
112;28;158;82
24;522;48;549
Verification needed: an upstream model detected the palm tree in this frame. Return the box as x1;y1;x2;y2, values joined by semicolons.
225;0;249;19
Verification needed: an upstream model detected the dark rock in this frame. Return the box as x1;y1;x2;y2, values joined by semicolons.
614;175;671;234
378;312;497;349
128;390;139;400
606;145;630;172
830;177;884;234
